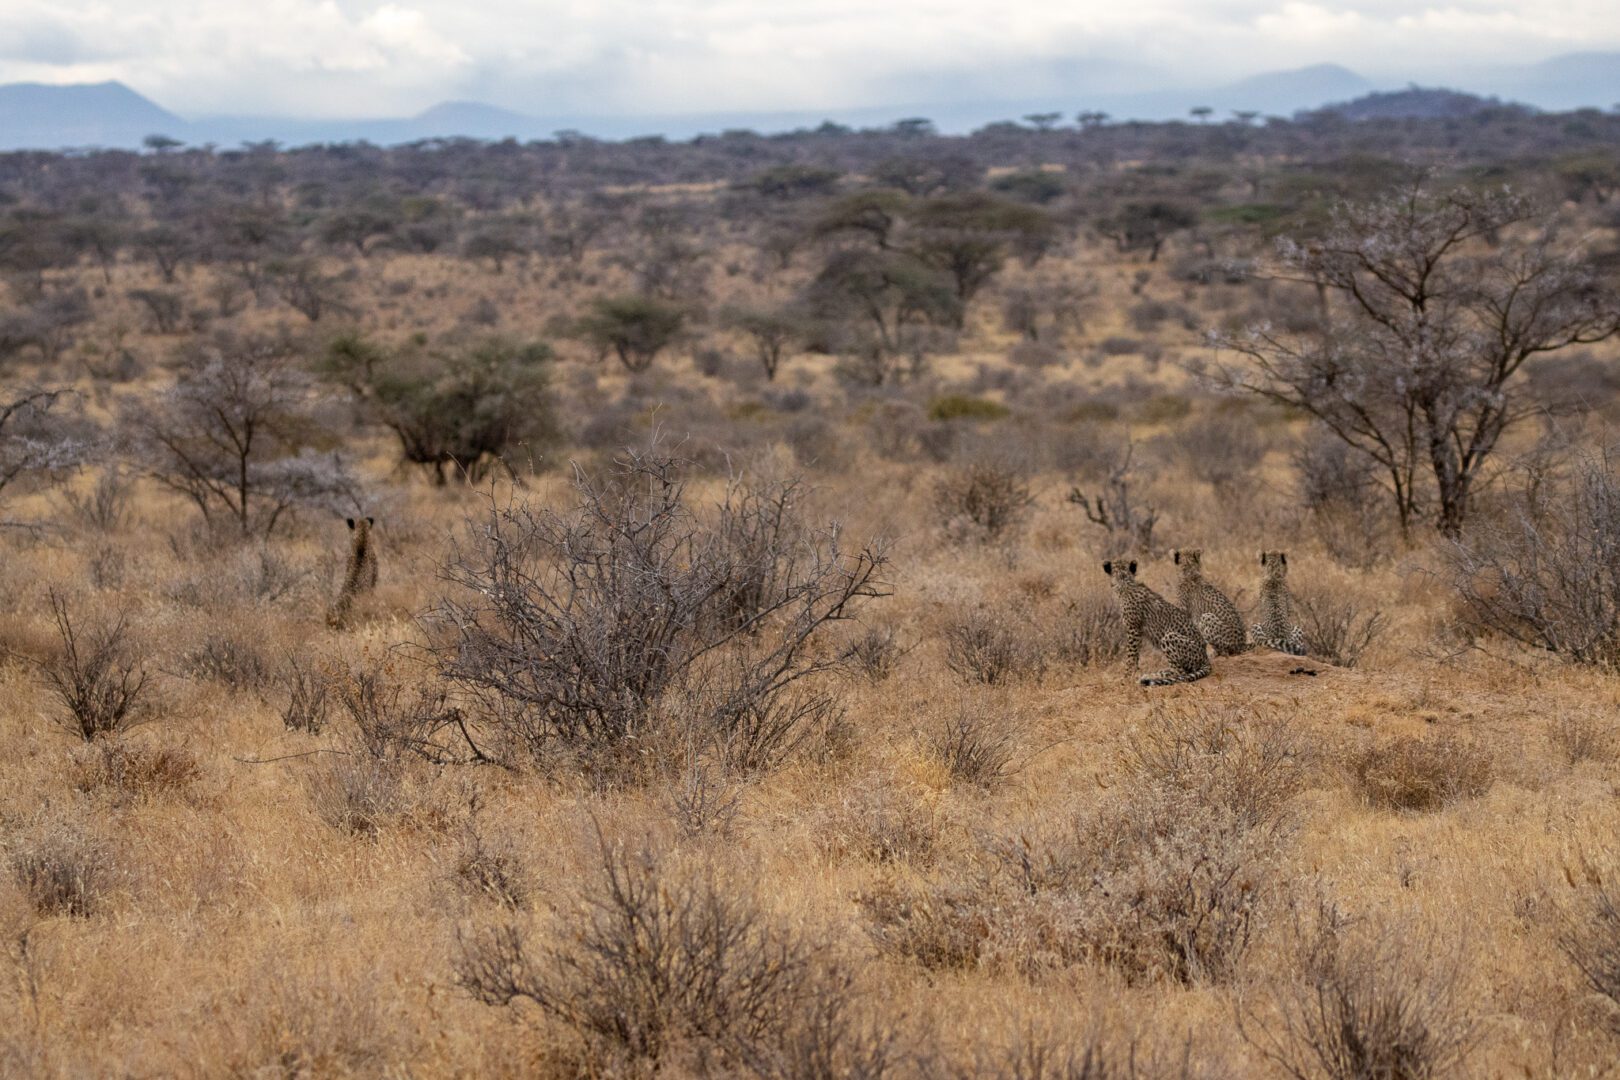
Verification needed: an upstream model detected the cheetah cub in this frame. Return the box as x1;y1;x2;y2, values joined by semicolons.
327;516;379;628
1103;559;1211;686
1252;550;1306;656
1173;548;1248;656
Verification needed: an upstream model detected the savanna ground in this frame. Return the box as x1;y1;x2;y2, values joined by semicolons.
6;115;1620;1077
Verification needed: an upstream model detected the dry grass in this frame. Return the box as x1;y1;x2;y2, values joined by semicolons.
2;215;1619;1079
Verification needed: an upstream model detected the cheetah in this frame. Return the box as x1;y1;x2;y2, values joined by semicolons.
1173;548;1248;656
327;516;378;628
1103;559;1211;686
1252;550;1306;656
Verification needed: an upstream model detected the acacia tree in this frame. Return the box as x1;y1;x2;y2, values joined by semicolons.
1209;176;1620;536
577;295;687;373
124;336;356;535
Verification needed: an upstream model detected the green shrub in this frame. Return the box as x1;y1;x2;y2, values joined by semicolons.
928;395;1009;422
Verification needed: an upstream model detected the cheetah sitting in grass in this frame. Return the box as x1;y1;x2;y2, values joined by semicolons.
326;516;379;628
1252;550;1306;656
1173;548;1248;656
1104;559;1211;686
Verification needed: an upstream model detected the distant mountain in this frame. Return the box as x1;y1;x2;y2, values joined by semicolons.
0;80;185;150
1307;86;1531;122
1214;64;1375;115
1;55;1615;152
1485;52;1620;112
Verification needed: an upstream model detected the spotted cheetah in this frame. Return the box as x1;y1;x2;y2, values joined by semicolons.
1173;548;1248;656
1103;559;1211;686
327;516;378;628
1252;550;1306;656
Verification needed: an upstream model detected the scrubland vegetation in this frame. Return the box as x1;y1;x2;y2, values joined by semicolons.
6;106;1620;1076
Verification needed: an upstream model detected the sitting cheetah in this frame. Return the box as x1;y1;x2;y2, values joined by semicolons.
1252;550;1306;656
1103;560;1211;686
1173;548;1248;656
327;516;379;628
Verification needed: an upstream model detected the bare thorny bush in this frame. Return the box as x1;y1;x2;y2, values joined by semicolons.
861;706;1302;986
32;590;156;741
1292;585;1388;668
1443;444;1620;671
456;838;893;1075
1242;903;1478;1080
432;447;888;780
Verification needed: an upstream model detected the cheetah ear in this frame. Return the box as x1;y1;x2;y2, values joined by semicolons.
1280;552;1287;566
1173;550;1180;564
346;517;356;530
1102;561;1113;576
1128;560;1137;575
1259;551;1265;565
366;516;375;527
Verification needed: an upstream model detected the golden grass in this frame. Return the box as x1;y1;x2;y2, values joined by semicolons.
3;236;1620;1077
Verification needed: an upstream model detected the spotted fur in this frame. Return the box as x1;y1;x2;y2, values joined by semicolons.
1103;559;1211;686
1173;548;1248;657
1252;550;1306;656
327;516;378;628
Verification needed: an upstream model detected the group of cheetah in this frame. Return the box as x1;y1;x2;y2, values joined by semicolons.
1104;548;1306;686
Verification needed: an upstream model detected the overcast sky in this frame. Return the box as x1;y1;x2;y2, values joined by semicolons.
1;1;1617;118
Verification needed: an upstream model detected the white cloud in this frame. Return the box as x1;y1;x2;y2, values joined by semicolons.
1;0;1618;116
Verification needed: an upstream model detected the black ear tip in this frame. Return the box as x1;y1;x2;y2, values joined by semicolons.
346;517;356;529
1280;552;1287;565
1102;561;1113;576
1129;560;1137;574
1173;550;1180;564
366;516;375;526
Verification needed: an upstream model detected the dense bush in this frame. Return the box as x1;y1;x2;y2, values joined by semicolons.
324;333;557;485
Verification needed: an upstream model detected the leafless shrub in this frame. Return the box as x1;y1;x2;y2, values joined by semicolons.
930;705;1016;789
228;962;398;1078
68;739;198;800
1443;445;1620;671
841;624;904;681
1125;706;1308;829
305;754;409;836
34;591;155;741
1556;880;1620;1034
1548;711;1616;766
280;654;334;734
943;610;1046;685
1069;440;1159;552
1045;591;1126;668
934;462;1036;541
1293;587;1388;668
1245;907;1477;1080
819;778;939;867
8;823;113;918
1168;411;1269;495
455;840;855;1070
666;761;743;840
181;631;275;692
1349;736;1493;812
432;447;887;778
331;662;484;766
856;877;987;972
56;465;133;533
454;814;531;909
1294;425;1388;569
863;732;1291;984
955;1024;1207;1079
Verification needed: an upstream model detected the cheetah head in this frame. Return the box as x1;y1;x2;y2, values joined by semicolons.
1102;559;1139;590
1259;550;1289;581
1172;548;1203;577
